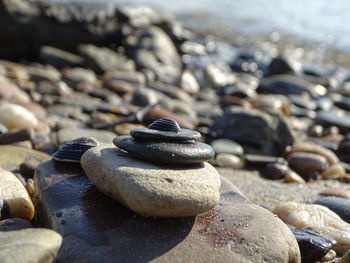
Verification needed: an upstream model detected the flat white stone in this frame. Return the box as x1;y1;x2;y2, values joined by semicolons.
81;144;221;217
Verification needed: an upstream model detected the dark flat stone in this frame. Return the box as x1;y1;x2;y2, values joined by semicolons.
34;160;300;263
113;136;214;164
290;226;336;263
130;128;200;142
315;197;350;223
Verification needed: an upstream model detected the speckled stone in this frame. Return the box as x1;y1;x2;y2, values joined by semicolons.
114;136;214;164
81;144;220;217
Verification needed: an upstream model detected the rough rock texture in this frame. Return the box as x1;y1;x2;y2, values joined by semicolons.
209;106;293;156
34;160;300;263
81;144;220;217
0;228;62;263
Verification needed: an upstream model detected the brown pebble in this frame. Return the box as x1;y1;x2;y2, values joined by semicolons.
287;152;329;180
285;141;339;166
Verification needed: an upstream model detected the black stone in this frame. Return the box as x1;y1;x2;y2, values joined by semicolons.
258;75;323;98
316;110;350;134
131;128;200;142
53;137;99;163
148;118;181;132
113;136;214;164
268;56;300;75
315;197;350;223
289;226;335;263
261;163;289;180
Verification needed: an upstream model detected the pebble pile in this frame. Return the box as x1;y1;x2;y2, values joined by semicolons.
81;118;221;217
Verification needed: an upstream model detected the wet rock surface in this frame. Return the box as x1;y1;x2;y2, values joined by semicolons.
35;160;300;263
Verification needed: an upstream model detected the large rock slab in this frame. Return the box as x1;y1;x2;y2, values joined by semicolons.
34;159;300;263
0;228;62;263
81;144;220;217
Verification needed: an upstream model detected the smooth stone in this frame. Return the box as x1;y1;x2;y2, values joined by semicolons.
130;127;200;142
40;46;84;68
180;70;199;94
62;67;97;85
0;228;62;263
316;110;350;134
315;197;350;223
268;56;301;75
56;127;115;145
105;70;146;86
0;167;34;221
0;82;31;104
286;141;339;166
81;144;220;217
28;65;61;82
210;139;244;156
289;226;336;263
34;159;300;263
103;79;135;95
288;94;317;110
114;136;215;164
78;44;135;74
0;218;33;231
287;152;328;180
0;145;49;172
258;74;326;98
215;153;244;169
209;107;293;156
274;202;350;255
0;103;38;129
262;163;290;180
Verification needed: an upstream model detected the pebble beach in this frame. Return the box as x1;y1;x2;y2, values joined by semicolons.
1;0;350;262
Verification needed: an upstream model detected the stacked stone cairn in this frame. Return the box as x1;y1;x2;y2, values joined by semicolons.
80;118;221;217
